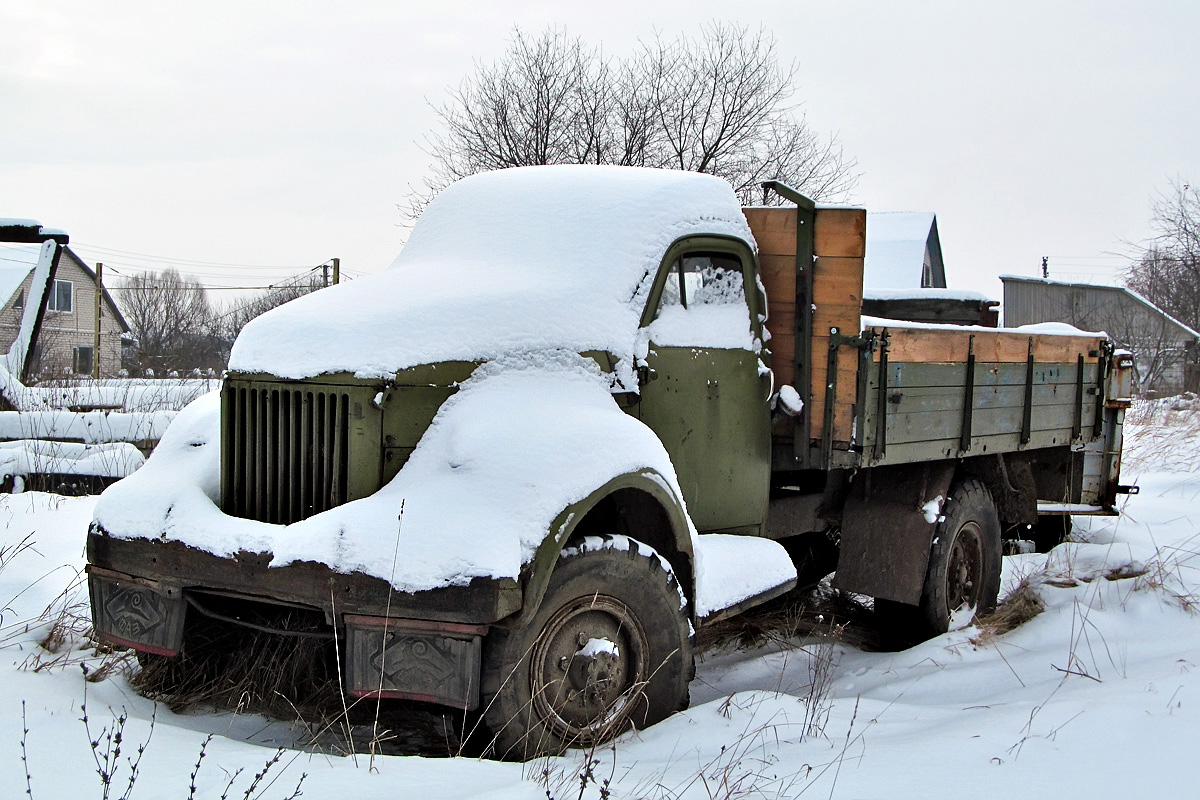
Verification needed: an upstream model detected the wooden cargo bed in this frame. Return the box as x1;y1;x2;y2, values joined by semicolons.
744;204;1111;470
860;322;1105;466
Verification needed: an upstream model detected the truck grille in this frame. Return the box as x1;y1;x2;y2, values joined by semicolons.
222;383;350;524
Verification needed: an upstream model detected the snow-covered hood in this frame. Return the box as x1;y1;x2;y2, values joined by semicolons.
93;352;698;593
228;166;755;382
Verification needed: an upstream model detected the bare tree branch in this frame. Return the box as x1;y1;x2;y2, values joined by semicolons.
217;271;326;342
408;24;858;218
116;269;224;376
1126;178;1200;332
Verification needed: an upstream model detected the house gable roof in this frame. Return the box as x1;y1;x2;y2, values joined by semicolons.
58;247;131;333
0;259;32;309
0;246;130;334
864;211;944;291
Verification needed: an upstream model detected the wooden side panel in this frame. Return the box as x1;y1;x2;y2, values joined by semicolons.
866;325;1103;364
744;207;797;257
814;208;867;258
809;253;864;442
758;252;797;388
744;205;866;448
862;358;1102;466
746;209;798;389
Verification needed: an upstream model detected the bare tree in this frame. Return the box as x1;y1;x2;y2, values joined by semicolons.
1126;178;1200;332
117;269;223;376
637;24;856;202
412;24;857;215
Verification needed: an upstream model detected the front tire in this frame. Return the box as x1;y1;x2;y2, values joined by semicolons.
477;535;692;760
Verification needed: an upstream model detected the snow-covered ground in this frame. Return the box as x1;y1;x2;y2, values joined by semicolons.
3;404;1198;798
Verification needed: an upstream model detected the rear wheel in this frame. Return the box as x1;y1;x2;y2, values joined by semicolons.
877;478;1002;645
477;536;692;760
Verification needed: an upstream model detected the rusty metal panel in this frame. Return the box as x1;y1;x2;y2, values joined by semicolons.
833;462;955;604
88;567;185;656
345;615;483;710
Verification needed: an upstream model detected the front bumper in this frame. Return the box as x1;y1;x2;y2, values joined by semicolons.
87;526;522;710
88;566;186;656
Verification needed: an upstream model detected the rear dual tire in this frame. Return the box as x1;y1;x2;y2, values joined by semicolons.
877;478;1002;645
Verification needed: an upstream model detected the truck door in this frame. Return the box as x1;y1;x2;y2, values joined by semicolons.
636;239;771;534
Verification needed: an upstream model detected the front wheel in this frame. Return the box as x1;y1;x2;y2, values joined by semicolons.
477;535;692;760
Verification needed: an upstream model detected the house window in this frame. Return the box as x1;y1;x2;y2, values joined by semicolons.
13;289;23;309
73;346;94;376
48;280;73;313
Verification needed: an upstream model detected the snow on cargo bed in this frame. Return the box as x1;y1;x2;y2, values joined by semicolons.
95;353;715;596
227;166;756;385
861;315;1106;337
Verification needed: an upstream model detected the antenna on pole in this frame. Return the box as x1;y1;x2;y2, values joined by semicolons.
1041;256;1049;279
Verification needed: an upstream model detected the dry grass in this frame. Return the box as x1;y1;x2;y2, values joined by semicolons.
697;580;876;654
132;621;341;717
131;611;464;758
1123;394;1200;473
971;578;1046;644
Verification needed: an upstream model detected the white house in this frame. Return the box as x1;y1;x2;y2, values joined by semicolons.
0;246;129;379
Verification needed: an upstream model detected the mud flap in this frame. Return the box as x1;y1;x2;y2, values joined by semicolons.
833;462;956;605
345;615;485;710
87;566;185;656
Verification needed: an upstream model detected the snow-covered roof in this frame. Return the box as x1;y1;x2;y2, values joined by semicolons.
864;211;939;290
228;166;755;382
1000;274;1200;340
863;287;995;303
0;218;68;242
0;259;32;307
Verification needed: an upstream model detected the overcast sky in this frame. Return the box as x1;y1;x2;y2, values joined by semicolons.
2;0;1197;302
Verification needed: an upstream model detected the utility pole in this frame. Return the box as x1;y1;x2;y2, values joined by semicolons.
93;262;103;379
332;257;340;285
1041;256;1049;279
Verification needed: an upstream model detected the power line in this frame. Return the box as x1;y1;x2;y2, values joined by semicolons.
118;285;319;291
110;266;327;292
81;259;323;282
73;242;334;271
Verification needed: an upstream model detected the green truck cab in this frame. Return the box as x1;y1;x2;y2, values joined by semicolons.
87;165;1132;759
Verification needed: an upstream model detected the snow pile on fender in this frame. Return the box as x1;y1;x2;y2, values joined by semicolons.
228;165;755;386
93;353;699;593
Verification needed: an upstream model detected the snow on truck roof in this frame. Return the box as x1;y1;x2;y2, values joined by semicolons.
227;166;755;381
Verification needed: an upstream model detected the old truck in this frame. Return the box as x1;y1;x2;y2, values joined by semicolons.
86;166;1133;759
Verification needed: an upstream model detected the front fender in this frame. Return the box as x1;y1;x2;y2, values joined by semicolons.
510;468;696;629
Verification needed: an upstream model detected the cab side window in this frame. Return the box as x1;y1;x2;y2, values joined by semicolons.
657;254;746;314
649;252;753;349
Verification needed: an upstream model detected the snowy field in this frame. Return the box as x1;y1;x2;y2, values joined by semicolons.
2;402;1198;799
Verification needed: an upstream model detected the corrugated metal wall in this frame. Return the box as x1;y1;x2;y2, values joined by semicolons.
1003;277;1198;392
